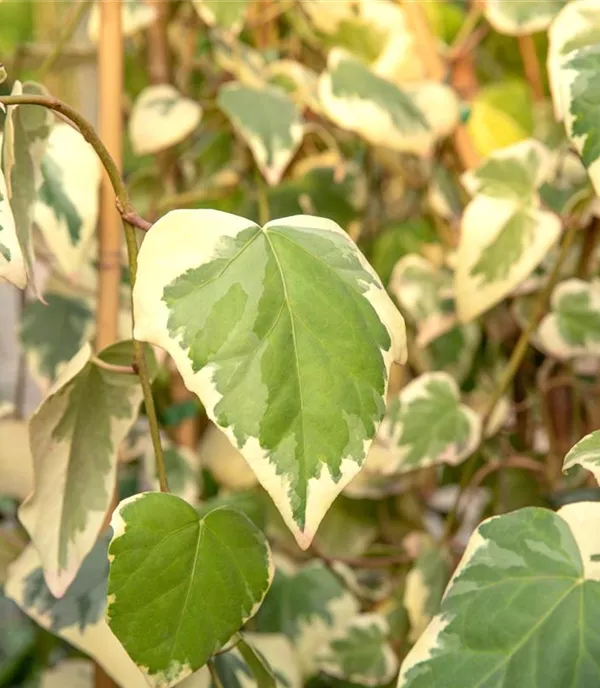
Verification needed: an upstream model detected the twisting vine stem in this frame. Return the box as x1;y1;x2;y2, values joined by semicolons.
0;93;169;493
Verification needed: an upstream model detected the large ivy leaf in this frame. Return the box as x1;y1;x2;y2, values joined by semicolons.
2;80;53;296
217;83;304;185
34;123;101;276
455;140;561;322
484;0;565;35
133;209;406;548
377;372;481;474
19;291;93;385
398;503;600;687
192;0;248;35
0;166;26;288
315;614;399;686
107;493;274;687
256;559;360;677
563;429;600;484
319;49;457;156
549;0;600;195
19;341;155;597
129;85;203;156
537;279;600;359
5;542;149;687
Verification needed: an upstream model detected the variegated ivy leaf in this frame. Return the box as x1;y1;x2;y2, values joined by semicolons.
34;123;101;276
484;0;565;36
256;559;360;677
19;291;93;386
538;279;600;359
0;165;26;288
192;0;248;35
398;503;600;688
549;0;600;195
455;140;561;322
315;614;399;686
217;83;304;185
266;60;322;114
133;210;406;549
2;80;53;296
129;85;203;156
19;341;156;598
107;494;274;687
87;0;157;42
563;430;600;484
378;372;481;474
213;36;266;89
318;49;458;156
5;541;149;687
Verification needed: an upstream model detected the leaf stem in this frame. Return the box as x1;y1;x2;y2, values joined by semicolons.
0;93;169;494
207;659;224;688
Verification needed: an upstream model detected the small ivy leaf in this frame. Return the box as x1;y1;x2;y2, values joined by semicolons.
315;613;399;686
0;165;26;288
398;503;600;687
34;123;101;276
129;85;203;156
19;341;156;598
564;430;600;484
87;0;157;42
133;210;406;549
266;60;322;114
107;494;274;687
378;372;481;474
538;279;600;359
192;0;248;36
217;83;305;185
213;37;266;89
483;0;565;36
236;634;276;688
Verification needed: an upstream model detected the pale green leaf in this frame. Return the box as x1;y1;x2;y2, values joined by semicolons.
192;0;248;35
398;503;600;687
378;372;481;473
563;429;600;484
19;341;155;597
316;613;399;686
217;83;304;185
133;209;406;548
0;165;25;288
538;278;600;359
484;0;565;35
107;494;274;687
34;123;101;275
129;85;203;156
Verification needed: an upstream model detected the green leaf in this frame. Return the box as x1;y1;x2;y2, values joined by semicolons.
538;278;600;358
316;614;399;686
35;123;101;275
192;0;248;35
484;0;565;35
19;341;155;597
217;83;304;185
563;429;600;484
133;210;406;548
19;291;93;384
398;503;600;687
0;165;25;287
236;634;276;688
378;372;481;474
107;494;274;687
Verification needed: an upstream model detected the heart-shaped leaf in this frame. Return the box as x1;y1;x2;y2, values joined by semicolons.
107;493;274;687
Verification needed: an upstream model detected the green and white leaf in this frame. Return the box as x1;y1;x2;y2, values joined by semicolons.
538;278;600;359
378;372;481;474
198;423;258;491
549;0;600;195
129;85;203;156
398;502;600;687
456;140;561;322
19;341;155;598
88;0;157;41
318;49;458;156
192;0;248;35
107;493;274;687
563;429;600;484
5;542;149;687
315;614;399;686
266;60;322;114
34;123;101;276
484;0;565;36
0;165;26;288
19;291;93;386
133;209;406;548
217;83;304;185
213;37;266;89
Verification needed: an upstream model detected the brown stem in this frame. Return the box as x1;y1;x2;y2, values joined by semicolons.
576;217;600;279
469;455;547;492
517;35;545;102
